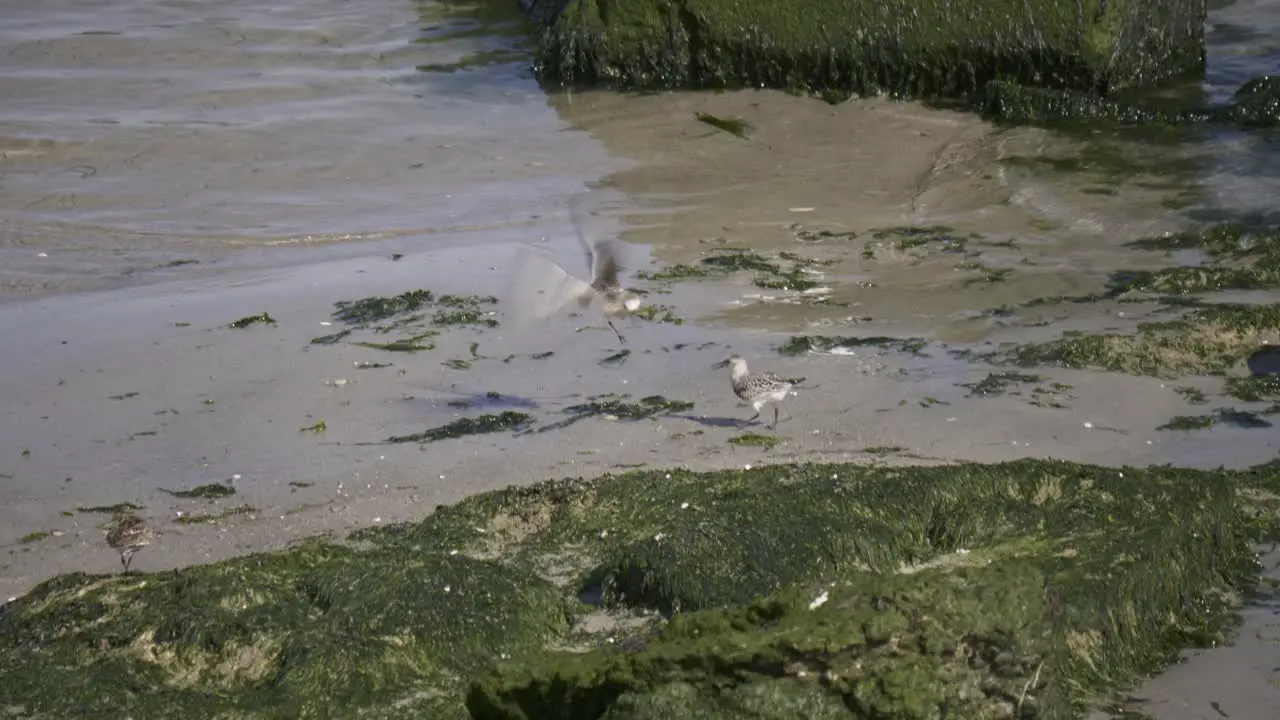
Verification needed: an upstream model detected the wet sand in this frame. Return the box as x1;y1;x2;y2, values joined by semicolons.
2;0;1279;716
2;127;1276;597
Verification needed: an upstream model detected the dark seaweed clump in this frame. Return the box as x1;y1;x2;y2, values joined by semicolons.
961;371;1043;397
533;395;694;434
229;312;276;329
159;484;236;499
332;289;435;325
639;249;827;292
728;432;782;448
318;290;499;352
76;502;143;515
385;411;533;444
695;111;752;138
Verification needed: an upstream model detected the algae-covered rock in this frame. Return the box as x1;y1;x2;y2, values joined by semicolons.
526;0;1206;100
465;461;1258;719
1;460;1269;718
981;75;1280;128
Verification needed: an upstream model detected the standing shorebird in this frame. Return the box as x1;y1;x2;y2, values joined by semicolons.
106;515;154;573
715;354;804;430
506;197;644;345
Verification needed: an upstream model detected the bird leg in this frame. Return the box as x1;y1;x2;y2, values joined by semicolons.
746;410;760;425
120;549;134;574
606;319;627;345
769;406;779;430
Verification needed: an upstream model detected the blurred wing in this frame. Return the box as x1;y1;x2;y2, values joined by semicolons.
592;239;625;287
504;248;595;330
569;194;623;286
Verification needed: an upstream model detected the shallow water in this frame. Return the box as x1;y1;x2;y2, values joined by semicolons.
0;0;625;296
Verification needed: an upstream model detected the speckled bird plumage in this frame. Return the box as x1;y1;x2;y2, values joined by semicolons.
724;355;803;429
106;514;154;573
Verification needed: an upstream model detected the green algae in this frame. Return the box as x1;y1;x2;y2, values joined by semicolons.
3;458;1272;718
1156;414;1216;431
2;541;566;719
229;312;276;329
432;294;500;328
160;484;236;500
635;263;712;281
728;432;781;448
333;291;498;329
1029;383;1076;410
385;411;533;444
1157;406;1279;431
632;304;684;325
1174;386;1209;404
529;0;1205;103
1224;375;1280;402
861;446;907;455
77;502;143;515
961;371;1043;397
19;531;54;544
637;250;826;293
864;225;969;256
980;75;1280;129
994;304;1280;378
354;331;438;353
300;421;327;434
778;335;927;357
793;228;858;243
174;504;257;525
695;111;752;139
333;289;435;325
458;460;1256;719
325;291;498;356
534;395;694;434
989;221;1280;385
310;329;352;345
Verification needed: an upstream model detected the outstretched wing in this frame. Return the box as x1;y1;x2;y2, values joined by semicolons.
568;194;624;289
504;248;596;331
591;239;625;289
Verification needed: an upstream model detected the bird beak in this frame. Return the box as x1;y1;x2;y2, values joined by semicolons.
711;358;730;370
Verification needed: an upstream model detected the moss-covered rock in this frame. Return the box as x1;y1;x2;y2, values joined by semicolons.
2;459;1272;718
527;0;1206;101
980;73;1280;129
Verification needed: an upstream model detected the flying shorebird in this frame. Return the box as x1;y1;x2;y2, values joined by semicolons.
505;198;644;344
714;354;805;430
106;514;154;573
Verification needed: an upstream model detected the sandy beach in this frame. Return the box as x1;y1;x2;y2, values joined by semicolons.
2;0;1279;717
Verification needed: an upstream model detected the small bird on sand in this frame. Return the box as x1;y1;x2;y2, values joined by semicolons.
715;354;804;430
106;515;154;573
505;197;644;344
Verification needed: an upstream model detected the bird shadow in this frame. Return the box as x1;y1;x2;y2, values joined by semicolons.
417;390;549;412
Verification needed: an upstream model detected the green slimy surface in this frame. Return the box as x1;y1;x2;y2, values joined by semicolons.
4;459;1274;719
528;0;1206;100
